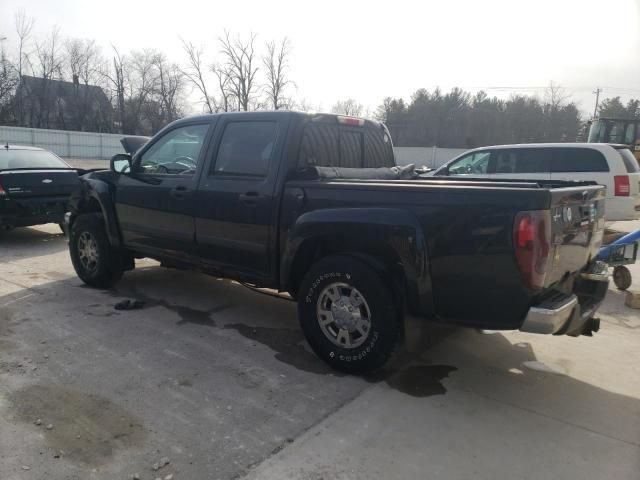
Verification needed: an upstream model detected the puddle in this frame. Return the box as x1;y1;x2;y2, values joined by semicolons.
7;383;145;465
224;324;334;375
382;364;457;397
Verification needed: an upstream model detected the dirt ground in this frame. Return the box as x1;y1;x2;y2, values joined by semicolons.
0;223;639;480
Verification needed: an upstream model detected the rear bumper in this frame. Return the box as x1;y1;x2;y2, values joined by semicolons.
520;268;609;336
0;197;68;228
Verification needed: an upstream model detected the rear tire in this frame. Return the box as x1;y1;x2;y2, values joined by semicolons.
69;214;123;288
297;255;400;374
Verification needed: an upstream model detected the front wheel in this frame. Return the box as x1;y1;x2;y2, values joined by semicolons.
297;255;400;374
69;214;123;288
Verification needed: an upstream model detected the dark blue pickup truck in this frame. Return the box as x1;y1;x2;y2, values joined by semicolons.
65;111;608;373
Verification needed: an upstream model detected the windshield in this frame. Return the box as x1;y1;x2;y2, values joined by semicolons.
589;120;637;145
0;149;70;170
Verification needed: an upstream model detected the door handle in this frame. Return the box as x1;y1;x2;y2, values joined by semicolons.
170;185;190;199
239;191;260;205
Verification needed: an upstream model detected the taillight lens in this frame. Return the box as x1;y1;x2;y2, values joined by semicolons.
0;184;5;196
614;175;630;196
513;210;551;290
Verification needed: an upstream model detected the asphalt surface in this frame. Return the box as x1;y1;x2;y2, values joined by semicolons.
1;223;639;480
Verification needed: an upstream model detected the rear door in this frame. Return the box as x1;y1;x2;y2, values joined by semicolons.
114;121;211;256
490;148;551;181
195;114;289;280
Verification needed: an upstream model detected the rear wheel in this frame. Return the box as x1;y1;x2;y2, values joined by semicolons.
69;214;123;288
297;255;400;374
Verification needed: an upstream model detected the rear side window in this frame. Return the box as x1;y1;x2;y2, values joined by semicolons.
551;149;609;173
617;148;640;173
494;149;551;174
212;121;277;177
298;123;395;169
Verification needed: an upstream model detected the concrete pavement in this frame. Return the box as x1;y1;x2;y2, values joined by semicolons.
0;224;639;480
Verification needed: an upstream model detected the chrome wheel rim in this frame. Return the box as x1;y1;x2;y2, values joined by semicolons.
316;282;371;349
77;231;99;272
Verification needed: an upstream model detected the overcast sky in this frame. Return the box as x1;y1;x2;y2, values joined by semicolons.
1;0;639;115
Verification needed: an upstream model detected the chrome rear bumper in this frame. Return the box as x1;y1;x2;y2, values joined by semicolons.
520;295;578;334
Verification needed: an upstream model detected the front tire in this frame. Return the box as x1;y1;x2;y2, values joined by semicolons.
69;214;123;288
297;255;400;374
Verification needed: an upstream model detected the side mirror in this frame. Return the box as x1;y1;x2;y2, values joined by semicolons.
110;153;132;174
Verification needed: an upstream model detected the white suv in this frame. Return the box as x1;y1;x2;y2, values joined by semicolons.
434;143;640;221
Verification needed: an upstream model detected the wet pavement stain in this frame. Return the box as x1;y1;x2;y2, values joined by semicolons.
7;383;146;465
224;324;335;375
381;364;457;397
109;286;232;326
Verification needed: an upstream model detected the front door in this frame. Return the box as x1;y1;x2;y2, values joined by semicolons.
195;115;288;280
115;122;211;257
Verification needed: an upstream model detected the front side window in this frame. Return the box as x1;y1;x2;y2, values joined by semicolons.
139;124;208;175
446;151;491;175
212;121;278;177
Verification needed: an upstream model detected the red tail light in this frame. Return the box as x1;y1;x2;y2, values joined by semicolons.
614;175;630;196
337;116;365;127
513;210;551;290
0;184;5;196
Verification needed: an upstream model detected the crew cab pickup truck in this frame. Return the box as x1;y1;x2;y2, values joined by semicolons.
66;111;609;373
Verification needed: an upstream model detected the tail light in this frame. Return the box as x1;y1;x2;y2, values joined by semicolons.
513;210;551;290
0;184;5;196
337;116;365;127
614;175;630;196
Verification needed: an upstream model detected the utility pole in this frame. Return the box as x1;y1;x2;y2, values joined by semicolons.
592;87;602;119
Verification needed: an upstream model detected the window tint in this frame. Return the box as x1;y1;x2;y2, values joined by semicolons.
551;149;609;173
213;121;277;177
0;150;69;170
494;149;551;174
364;129;395;168
340;130;363;168
617;148;640;173
139;124;208;175
446;151;491;175
298;123;395;169
299;124;339;168
624;123;636;145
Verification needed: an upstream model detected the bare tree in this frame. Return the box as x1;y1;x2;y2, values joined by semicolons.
152;53;185;127
29;26;64;128
219;31;259;111
181;39;214;113
101;46;128;133
127;49;160;133
13;10;35;125
263;37;293;110
544;81;569;110
331;98;364;117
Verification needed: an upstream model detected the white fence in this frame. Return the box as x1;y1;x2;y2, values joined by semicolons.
0;125;124;160
0;125;467;167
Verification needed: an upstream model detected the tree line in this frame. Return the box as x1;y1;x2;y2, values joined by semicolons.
0;10;638;146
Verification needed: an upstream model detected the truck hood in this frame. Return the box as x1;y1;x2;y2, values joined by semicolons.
120;136;150;154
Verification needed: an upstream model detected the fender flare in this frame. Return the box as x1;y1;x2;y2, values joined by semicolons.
70;177;122;249
280;207;433;316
